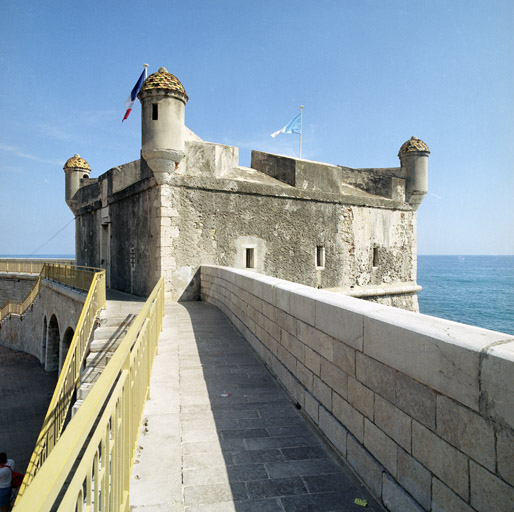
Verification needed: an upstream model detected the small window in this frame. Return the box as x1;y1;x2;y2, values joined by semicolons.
316;246;325;268
245;248;255;268
152;103;158;120
373;247;379;267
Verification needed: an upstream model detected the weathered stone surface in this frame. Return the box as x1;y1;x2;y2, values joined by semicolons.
333;340;356;377
375;394;411;452
356;352;396;403
363;308;508;411
347;434;383;498
432;478;474;512
396;373;436;430
320;358;348;398
470;460;514;512
315;298;365;351
348;375;374;419
397;449;431;510
412;421;469;501
497;427;514;486
304;346;321;376
382;474;424;512
318;406;347;456
436;395;495;470
312;375;332;410
332;393;364;443
364;419;398;477
481;341;514;430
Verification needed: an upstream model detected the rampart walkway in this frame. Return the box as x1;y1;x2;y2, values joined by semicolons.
130;302;382;511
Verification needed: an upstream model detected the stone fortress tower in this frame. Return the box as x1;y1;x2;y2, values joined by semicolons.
139;67;189;183
64;66;430;311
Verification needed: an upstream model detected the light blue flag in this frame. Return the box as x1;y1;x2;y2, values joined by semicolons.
271;113;302;137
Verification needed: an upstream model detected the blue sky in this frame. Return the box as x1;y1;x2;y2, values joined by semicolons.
1;0;513;255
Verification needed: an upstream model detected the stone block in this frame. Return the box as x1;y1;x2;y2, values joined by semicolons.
276;310;296;336
295;361;314;390
304;346;321;376
333;340;355;377
432;478;474;512
412;421;469;501
382;474;425;512
347;434;384;498
436;394;495;471
395;373;436;430
251;275;279;304
375;395;411;452
296;320;314;348
364;419;398;477
363;308;509;411
276;344;296;374
497;427;514;486
332;393;364;443
289;288;317;325
397;448;431;510
356;352;396;403
470;460;514;512
348;375;374;419
320;359;348;398
312;375;332;410
315;299;364;350
309;330;335;361
304;391;320;424
281;328;304;362
318;406;347;457
480;341;514;430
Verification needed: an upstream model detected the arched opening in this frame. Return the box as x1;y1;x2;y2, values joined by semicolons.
46;314;60;372
41;316;48;368
60;327;75;373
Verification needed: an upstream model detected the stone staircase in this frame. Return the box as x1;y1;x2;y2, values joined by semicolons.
73;290;145;414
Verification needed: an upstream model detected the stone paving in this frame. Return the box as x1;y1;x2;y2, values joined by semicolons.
130;302;383;512
0;345;57;473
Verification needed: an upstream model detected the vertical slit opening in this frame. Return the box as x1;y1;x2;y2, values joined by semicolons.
152;103;158;120
245;248;254;268
373;247;379;267
316;246;325;268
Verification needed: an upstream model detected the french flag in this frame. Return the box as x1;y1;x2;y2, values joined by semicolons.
122;66;148;122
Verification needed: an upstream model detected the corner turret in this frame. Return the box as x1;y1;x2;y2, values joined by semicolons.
138;67;189;184
398;136;430;210
64;154;91;213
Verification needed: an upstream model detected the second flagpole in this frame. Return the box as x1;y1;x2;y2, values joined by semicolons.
299;105;304;159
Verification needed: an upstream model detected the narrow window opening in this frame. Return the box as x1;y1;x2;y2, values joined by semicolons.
152;103;158;120
316;246;325;268
373;247;379;267
245;248;255;268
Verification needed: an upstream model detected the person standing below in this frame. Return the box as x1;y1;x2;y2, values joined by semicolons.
0;453;14;512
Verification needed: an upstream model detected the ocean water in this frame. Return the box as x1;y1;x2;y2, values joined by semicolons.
417;255;514;336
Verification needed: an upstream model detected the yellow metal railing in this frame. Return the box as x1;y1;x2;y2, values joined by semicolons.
0;263;95;322
0;258;74;274
14;277;164;511
16;266;106;497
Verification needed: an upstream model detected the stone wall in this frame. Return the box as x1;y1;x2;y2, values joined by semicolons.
0;273;37;308
161;178;418;308
75;160;161;298
0;279;86;369
200;265;514;512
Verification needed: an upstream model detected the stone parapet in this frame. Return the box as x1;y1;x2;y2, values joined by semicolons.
200;265;514;512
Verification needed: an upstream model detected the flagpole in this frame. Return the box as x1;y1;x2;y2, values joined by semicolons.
143;63;149;79
299;105;304;158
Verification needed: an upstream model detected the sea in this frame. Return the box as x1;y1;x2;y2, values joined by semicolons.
417;255;514;336
2;254;513;336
